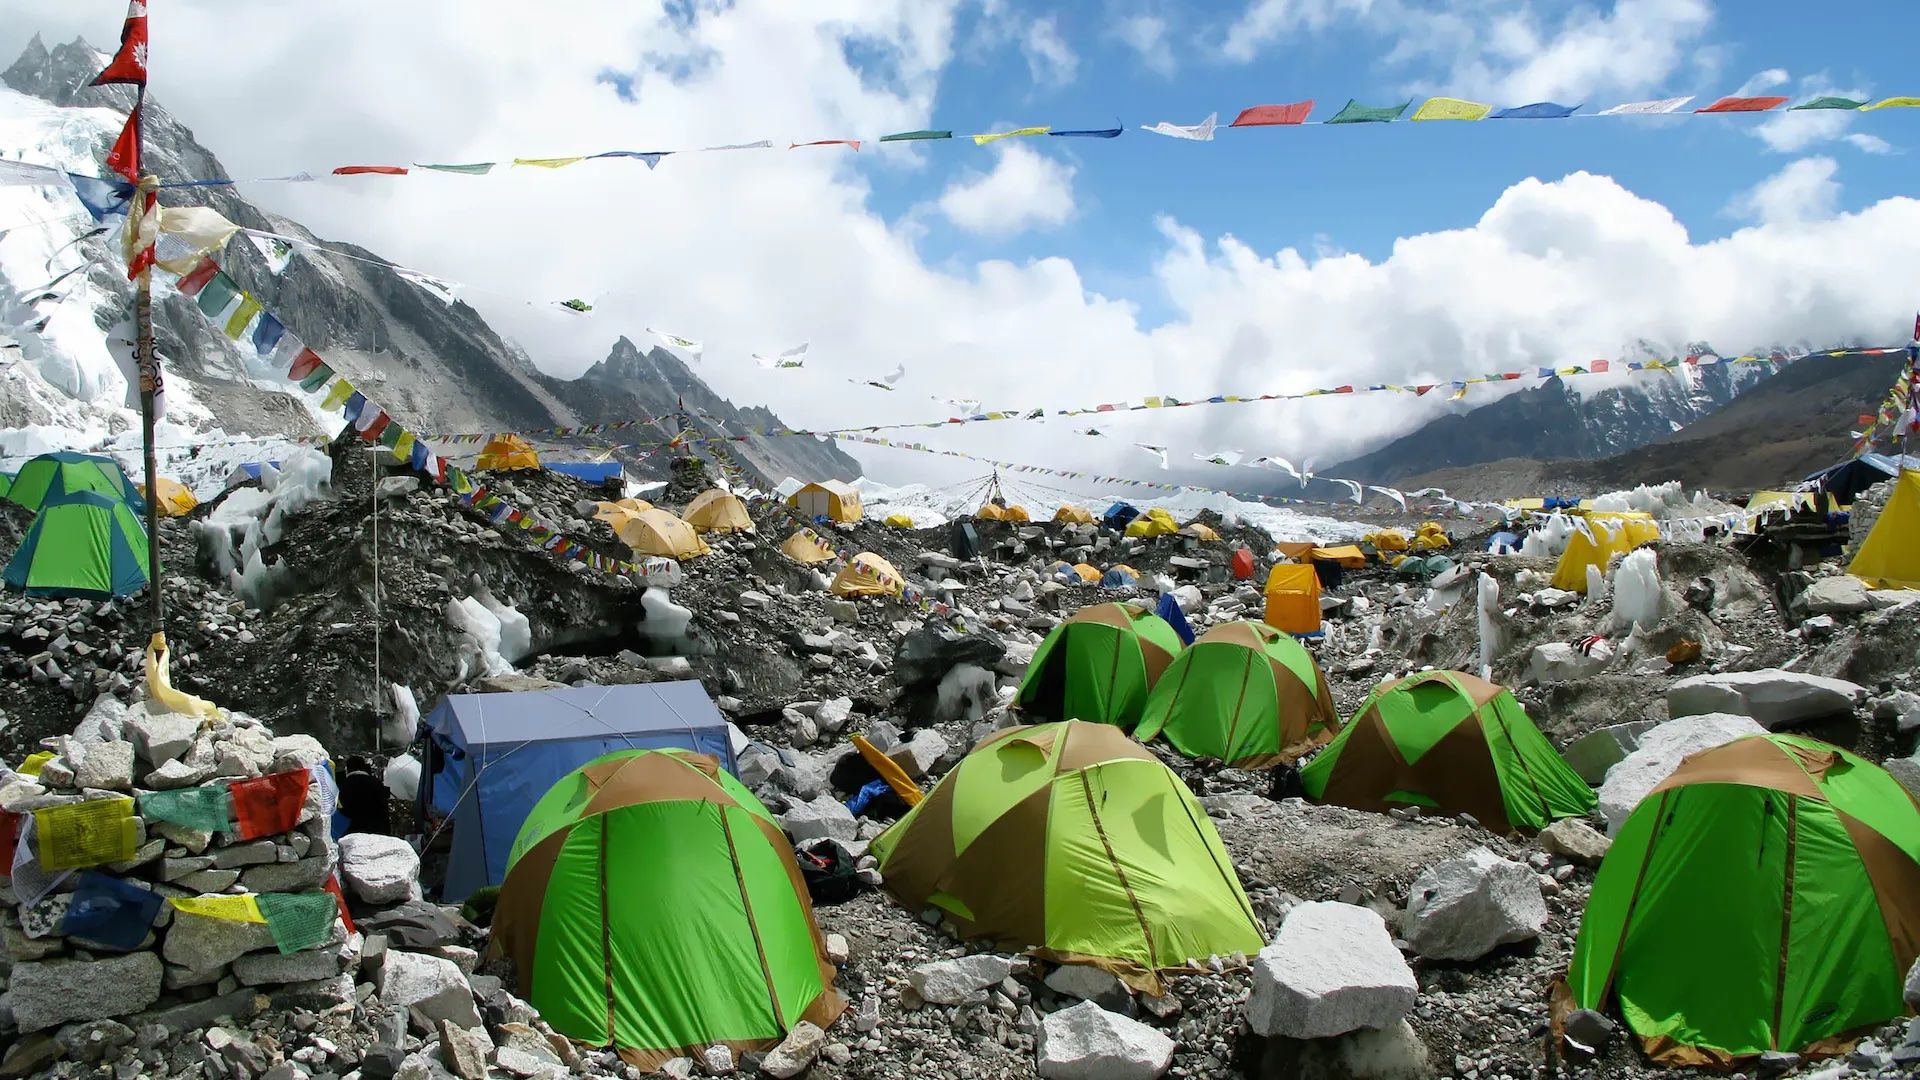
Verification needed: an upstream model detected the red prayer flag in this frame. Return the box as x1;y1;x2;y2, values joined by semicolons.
323;873;356;934
1696;96;1789;113
287;348;324;380
0;810;18;870
1590;359;1610;373
789;140;862;151
175;257;219;296
1333;385;1354;393
332;165;409;176
91;1;149;87
1860;414;1879;426
1415;384;1435;396
358;413;392;441
1911;313;1919;341
106;105;142;184
229;769;311;840
1230;101;1314;127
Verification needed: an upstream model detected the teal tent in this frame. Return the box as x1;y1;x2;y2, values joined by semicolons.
3;491;150;598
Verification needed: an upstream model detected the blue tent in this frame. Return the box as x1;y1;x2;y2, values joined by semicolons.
1488;531;1521;554
546;462;625;484
1806;453;1917;507
1101;502;1140;529
422;681;737;900
226;462;282;487
1101;566;1139;588
1154;592;1196;646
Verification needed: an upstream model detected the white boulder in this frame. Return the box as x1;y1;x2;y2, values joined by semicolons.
909;954;1017;1005
1668;669;1865;730
338;833;421;905
778;795;859;843
1246;902;1417;1039
760;1021;825;1079
1796;575;1875;615
381;951;482;1030
1043;964;1132;1008
1402;847;1548;961
1036;1000;1175;1080
1598;713;1765;833
1538;819;1611;866
1528;643;1607;686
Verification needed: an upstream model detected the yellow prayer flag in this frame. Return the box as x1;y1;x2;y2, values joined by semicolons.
1862;97;1920;111
170;894;267;923
1411;97;1493;121
392;431;416;460
34;797;138;870
970;126;1049;146
513;156;585;168
224;295;262;338
319;380;357;411
19;751;53;776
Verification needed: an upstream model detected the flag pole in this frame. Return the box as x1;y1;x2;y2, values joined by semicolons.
133;96;164;634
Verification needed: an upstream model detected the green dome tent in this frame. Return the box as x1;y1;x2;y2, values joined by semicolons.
1299;670;1595;832
3;491;150;599
5;451;143;514
0;473;11;501
1014;602;1183;729
489;749;843;1070
868;720;1264;993
1566;734;1920;1067
1134;621;1340;769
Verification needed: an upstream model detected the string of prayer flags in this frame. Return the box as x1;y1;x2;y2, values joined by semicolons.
1598;96;1694;115
1141;113;1217;140
33;797;138;871
256;891;341;954
790;140;861;151
139;784;234;834
170;893;266;923
62;870;163;950
754;344;808;369
1410;98;1492;121
1328;100;1410;124
703;140;774;152
649;328;703;359
228;769;311;841
1231;102;1313;127
593;151;671;169
417;162;495;175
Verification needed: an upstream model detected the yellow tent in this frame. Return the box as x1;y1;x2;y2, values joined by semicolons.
1263;563;1323;634
682;489;753;534
1070;563;1101;583
831;552;905;598
1411;522;1450;551
1552;512;1660;593
976;503;1009;521
138;477;198;517
1367;529;1410;553
1310;545;1367;569
594;498;654;521
1003;505;1031;522
1124;507;1179;538
788;480;862;523
1850;469;1920;589
1182;523;1222;542
476;434;541;471
1053;505;1095;524
883;512;916;528
780;528;837;566
611;508;710;559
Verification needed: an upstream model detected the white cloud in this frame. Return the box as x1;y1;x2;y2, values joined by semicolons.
1113;13;1175;77
936;142;1077;235
1748;74;1895;156
1726;157;1841;225
1844;132;1893;155
1734;67;1789;96
1020;16;1078;86
1221;0;1373;64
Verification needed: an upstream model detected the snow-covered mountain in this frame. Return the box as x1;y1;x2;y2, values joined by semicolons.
0;35;857;495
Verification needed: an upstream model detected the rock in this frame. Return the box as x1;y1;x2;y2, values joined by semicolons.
814;696;854;734
1757;1050;1802;1076
698;1043;735;1075
164;907;278;972
777;795;858;843
1402;847;1547;961
1528;643;1607;685
1598;713;1768;832
1668;669;1866;729
232;945;348;986
9;952;164;1032
146;757;215;790
1539;819;1611;866
437;1019;493;1080
1256;1018;1430;1080
895;622;1007;689
72;740;135;791
824;599;859;624
1035;1000;1174;1080
1560;720;1658;786
381;952;482;1030
1563;1008;1616;1054
823;933;849;966
1043;964;1132;1009
1906;954;1920;1010
55;1018;135;1064
1796;575;1876;615
760;1021;825;1079
126;710;199;765
339;833;421;904
1246;901;1416;1039
887;729;951;781
909;954;1018;1005
241;854;333;892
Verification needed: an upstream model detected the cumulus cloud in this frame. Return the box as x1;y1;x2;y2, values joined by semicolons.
1113;13;1176;77
936;142;1077;235
1020;16;1078;86
1726;157;1841;225
1844;133;1893;154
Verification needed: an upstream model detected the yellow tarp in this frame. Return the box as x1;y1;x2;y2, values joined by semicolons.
611;508;710;559
780;529;837;566
138;477;198;517
1310;545;1367;569
1183;523;1222;542
1505;498;1546;512
1124;507;1179;538
682;489;753;534
831;552;905;598
1053;505;1095;524
1367;529;1410;552
476;433;541;471
1263;563;1322;634
1850;469;1920;589
789;480;863;523
1552;512;1660;593
1275;541;1318;561
883;513;916;528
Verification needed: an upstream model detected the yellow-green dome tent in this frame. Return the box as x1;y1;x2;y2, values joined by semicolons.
1135;621;1339;768
1014;602;1183;729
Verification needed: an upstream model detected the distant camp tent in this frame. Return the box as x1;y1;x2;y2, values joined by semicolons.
1101;502;1140;529
493;748;843;1069
1274;541;1317;561
1136;621;1339;768
1300;670;1596;832
611;508;710;559
1807;451;1912;507
1154;593;1196;647
779;528;836;566
1262;563;1322;635
594;498;655;522
1124;507;1179;538
882;512;915;528
1552;512;1660;593
139;476;198;517
1367;529;1410;553
868;720;1265;992
1100;565;1139;588
1566;734;1920;1065
1015;602;1183;729
788;480;862;523
1053;505;1095;525
476;434;541;471
1308;545;1366;589
3;491;151;599
225;462;281;488
682;489;753;534
1411;522;1451;551
0;473;10;500
830;552;905;598
422;681;737;900
5;451;143;514
1230;548;1255;580
1182;522;1222;542
1849;468;1920;589
1049;561;1100;584
546;462;624;485
976;502;1009;521
1002;505;1031;522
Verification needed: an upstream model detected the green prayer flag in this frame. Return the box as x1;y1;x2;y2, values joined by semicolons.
378;422;405;449
194;272;239;317
256;891;339;954
297;363;334;393
138;786;232;834
879;130;953;142
1790;96;1867;111
1326;99;1411;124
224;295;262;338
416;162;495;174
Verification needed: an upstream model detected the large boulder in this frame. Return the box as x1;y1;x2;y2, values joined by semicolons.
1560;721;1657;786
1402;847;1547;961
1246;902;1417;1039
1528;643;1607;686
1253;1018;1431;1080
1538;819;1611;866
909;954;1017;1005
1036;1000;1175;1080
778;795;858;843
1795;575;1876;616
1598;713;1766;833
9;952;163;1032
894;621;1006;690
381;951;482;1030
760;1021;825;1079
1667;669;1865;730
163;908;278;974
338;833;421;905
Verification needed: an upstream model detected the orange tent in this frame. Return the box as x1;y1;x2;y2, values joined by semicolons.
1263;563;1322;634
477;434;541;471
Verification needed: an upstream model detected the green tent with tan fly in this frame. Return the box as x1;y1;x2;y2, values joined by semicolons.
1134;620;1339;768
489;748;844;1070
1299;669;1595;832
1564;734;1920;1067
1014;602;1183;729
867;720;1264;993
